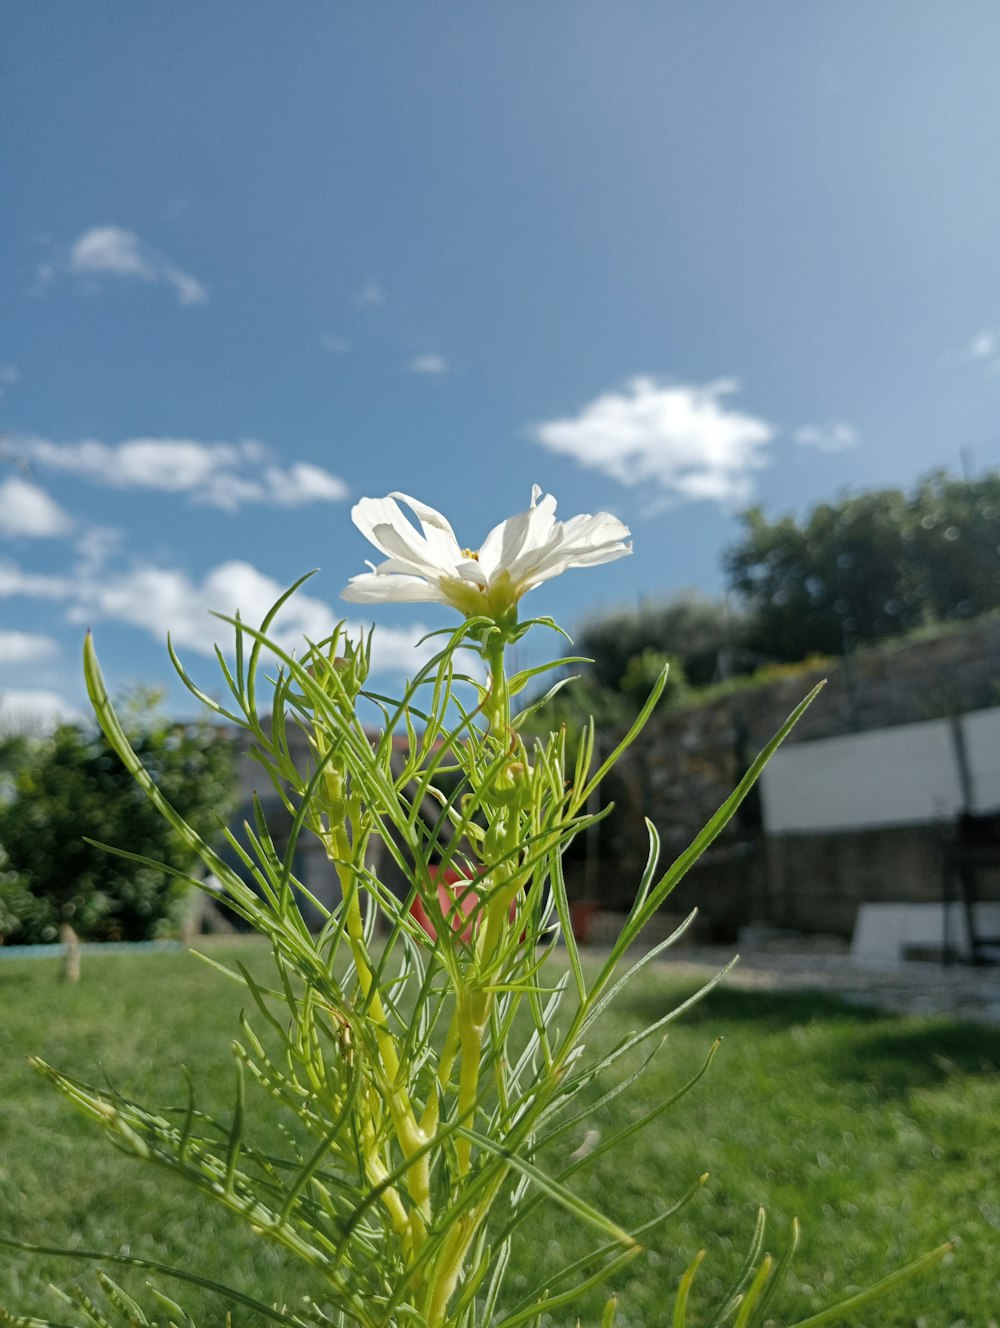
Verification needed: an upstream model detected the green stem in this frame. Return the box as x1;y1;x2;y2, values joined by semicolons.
454;995;485;1177
324;814;429;1242
484;632;510;738
424;631;522;1325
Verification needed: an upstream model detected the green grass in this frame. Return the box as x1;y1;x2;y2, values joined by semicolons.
1;942;997;1327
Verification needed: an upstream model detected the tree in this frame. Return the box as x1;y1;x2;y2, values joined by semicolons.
574;591;746;689
725;470;1000;662
523;594;744;752
0;696;236;945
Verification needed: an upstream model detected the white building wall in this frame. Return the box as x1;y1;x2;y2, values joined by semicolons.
760;706;1000;834
964;707;1000;815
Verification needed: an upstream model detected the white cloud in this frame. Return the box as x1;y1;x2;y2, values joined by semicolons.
73;561;330;655
322;333;351;354
162;266;207;307
1;542;476;687
0;561;74;600
356;281;386;307
0;477;74;538
408;354;449;376
18;436;349;511
532;376;774;506
966;329;996;360
262;462;350;506
947;328;1000;376
0;631;58;664
70;558;440;674
793;422;859;453
74;525;124;579
0;689;79;735
71;225;151;278
28;436;231;491
40;225;207;307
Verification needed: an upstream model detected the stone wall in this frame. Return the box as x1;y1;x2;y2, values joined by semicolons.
578;616;1000;939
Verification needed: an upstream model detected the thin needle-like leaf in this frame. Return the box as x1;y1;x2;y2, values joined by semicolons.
787;1243;955;1328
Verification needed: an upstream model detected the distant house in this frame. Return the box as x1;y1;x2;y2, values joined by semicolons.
593;615;1000;945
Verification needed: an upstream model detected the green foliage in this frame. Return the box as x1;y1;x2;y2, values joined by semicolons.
575;593;743;690
664;653;834;714
34;609;743;1328
555;472;1000;733
725;469;1000;661
0;952;974;1328
618;647;684;707
0;692;236;944
520;654;686;751
520;611;694;754
0;844;38;938
1;582;949;1327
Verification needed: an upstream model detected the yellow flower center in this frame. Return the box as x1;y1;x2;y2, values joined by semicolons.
462;548;480;560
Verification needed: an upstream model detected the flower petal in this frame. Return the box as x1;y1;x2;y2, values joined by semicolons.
454;558;489;587
559;511;632;548
389;492;465;564
351;497;457;581
341;572;452;604
343;486;632;617
351;497;413;556
523;540;632;590
517;511;632;589
368;521;451;580
478;488;558;580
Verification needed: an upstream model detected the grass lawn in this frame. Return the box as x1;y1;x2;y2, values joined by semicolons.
1;940;997;1327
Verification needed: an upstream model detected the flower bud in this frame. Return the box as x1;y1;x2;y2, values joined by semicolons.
490;755;534;808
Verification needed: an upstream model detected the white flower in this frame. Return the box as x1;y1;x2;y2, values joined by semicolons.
342;485;631;619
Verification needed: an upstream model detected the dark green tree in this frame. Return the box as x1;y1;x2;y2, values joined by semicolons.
523;651;688;758
575;592;745;689
525;595;743;749
725;470;1000;661
0;696;235;944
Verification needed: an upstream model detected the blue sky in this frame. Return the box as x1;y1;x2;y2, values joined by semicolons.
3;2;1000;728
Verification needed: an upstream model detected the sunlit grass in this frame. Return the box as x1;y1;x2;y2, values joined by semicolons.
1;941;996;1326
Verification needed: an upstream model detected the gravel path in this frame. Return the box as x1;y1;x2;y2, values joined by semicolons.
657;944;1000;1024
